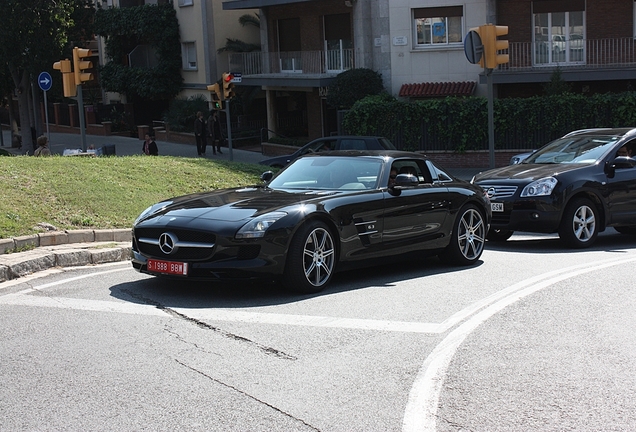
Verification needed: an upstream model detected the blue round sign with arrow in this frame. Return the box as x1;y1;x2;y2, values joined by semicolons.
38;71;53;92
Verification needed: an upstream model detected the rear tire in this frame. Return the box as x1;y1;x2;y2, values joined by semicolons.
439;204;486;265
558;198;598;248
283;221;336;293
486;229;514;242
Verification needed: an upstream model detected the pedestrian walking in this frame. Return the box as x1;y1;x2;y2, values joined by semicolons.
194;111;207;156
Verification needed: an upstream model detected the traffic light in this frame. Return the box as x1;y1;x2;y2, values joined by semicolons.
207;83;223;110
73;47;94;84
53;59;76;98
222;72;235;100
480;24;509;69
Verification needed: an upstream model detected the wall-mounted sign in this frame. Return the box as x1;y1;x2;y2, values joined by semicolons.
392;36;408;46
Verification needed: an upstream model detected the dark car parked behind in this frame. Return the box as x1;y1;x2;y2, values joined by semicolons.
473;127;636;248
259;136;396;168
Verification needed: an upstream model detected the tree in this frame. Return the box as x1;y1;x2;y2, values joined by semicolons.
0;0;94;149
327;68;385;110
94;3;182;101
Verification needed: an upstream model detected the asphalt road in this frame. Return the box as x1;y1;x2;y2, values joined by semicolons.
2;231;636;431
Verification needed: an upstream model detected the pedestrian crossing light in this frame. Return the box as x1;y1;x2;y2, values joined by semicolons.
222;72;235;100
73;47;94;83
207;83;223;109
480;24;509;69
53;59;76;97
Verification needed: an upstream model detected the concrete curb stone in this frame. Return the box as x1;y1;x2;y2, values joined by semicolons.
0;229;133;283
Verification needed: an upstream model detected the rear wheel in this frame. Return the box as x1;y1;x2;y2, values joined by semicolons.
486;229;514;242
283;221;336;293
558;198;598;248
439;204;486;265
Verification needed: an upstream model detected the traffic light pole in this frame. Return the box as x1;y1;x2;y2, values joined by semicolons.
77;85;87;152
486;68;495;169
224;101;233;161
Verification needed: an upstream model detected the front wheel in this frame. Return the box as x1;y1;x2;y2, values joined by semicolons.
283;221;336;293
558;198;599;248
439;204;486;266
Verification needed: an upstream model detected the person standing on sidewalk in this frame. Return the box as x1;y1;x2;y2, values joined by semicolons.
208;110;223;155
33;135;51;156
142;133;158;156
194;111;207;156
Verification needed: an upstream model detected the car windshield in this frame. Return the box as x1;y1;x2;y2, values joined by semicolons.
268;156;383;190
523;135;621;164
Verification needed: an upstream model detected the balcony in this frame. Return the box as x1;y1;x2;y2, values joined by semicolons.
491;37;636;84
227;49;354;87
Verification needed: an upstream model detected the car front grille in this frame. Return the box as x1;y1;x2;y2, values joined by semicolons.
480;185;518;199
134;228;216;261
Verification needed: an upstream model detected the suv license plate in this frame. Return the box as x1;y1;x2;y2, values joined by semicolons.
491;202;504;212
147;259;188;276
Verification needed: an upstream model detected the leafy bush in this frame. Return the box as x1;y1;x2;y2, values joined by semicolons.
343;91;636;152
163;94;210;133
327;68;385;110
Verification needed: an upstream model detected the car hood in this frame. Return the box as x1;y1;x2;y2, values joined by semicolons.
137;186;338;224
473;162;590;183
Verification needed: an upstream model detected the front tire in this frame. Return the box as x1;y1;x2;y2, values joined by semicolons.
283;221;336;293
439;204;486;265
558;198;598;248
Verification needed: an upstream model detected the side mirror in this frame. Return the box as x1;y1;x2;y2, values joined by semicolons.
260;171;274;182
394;173;419;187
611;156;636;169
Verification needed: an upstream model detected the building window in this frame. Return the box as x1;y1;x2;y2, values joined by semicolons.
533;0;585;65
413;6;463;47
178;0;193;6
182;42;197;70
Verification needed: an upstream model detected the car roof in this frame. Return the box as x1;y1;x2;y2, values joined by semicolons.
563;127;636;138
298;149;428;159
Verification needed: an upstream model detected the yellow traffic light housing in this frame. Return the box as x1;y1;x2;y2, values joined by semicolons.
480;24;509;69
73;47;94;83
222;72;235;100
53;59;76;97
207;83;223;109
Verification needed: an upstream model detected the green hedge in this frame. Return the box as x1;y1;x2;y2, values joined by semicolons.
343;92;636;152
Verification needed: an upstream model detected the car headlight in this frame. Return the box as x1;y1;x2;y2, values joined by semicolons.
236;211;287;239
520;177;557;197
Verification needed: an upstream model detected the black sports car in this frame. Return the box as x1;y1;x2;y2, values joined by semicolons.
473;128;636;248
132;151;491;293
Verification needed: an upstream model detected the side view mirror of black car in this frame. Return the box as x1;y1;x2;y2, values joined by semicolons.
260;171;274;182
394;173;419;187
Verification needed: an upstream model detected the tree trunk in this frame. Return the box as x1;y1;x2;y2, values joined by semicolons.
9;64;35;154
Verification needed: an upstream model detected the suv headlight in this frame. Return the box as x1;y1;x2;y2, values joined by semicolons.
236;211;287;239
520;177;557;197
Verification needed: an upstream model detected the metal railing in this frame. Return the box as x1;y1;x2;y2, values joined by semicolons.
229;49;354;76
500;37;636;71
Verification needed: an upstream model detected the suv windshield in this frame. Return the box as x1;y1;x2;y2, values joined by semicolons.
524;135;621;164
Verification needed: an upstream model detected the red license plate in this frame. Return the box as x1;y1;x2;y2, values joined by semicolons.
147;259;188;276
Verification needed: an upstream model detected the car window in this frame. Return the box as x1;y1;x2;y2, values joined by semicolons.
378;138;397;150
390;160;433;184
269;156;383;190
525;135;621;164
339;139;367;150
426;160;452;182
301;139;335;155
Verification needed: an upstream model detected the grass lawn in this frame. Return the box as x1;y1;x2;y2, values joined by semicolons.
0;155;267;239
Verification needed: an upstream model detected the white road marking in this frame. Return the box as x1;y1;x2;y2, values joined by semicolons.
402;254;636;432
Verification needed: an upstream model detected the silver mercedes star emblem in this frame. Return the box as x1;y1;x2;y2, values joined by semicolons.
486;187;496;199
159;232;178;255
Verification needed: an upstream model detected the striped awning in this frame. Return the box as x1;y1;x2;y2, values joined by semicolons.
399;81;476;98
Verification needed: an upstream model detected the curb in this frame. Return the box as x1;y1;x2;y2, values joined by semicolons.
0;229;132;283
